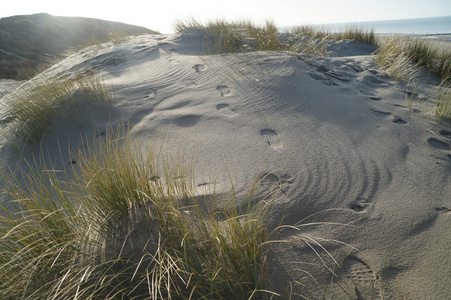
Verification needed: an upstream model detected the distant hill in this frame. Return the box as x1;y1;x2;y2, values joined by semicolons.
0;13;158;79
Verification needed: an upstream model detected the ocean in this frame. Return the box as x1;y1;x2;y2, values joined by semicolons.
314;15;451;36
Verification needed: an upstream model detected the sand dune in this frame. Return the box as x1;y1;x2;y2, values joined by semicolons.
0;13;156;79
1;29;450;299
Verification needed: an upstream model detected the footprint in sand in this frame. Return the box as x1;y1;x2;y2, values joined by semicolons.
435;207;451;214
348;64;364;72
101;54;126;66
260;173;281;191
308;71;328;81
168;58;180;65
357;88;373;97
327;69;351;81
403;90;427;101
144;88;157;99
261;129;283;150
372;110;407;125
216;85;231;97
173;115;201;128
368;76;386;84
195;182;216;194
260;172;292;194
183;78;197;87
193;64;206;73
216;104;236;116
350;199;370;212
342;257;381;300
427;138;450;150
324;78;339;86
392;117;407;125
309;70;343;86
439;129;451;139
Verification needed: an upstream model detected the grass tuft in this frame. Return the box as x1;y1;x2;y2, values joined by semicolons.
373;36;420;82
2;73;112;145
433;79;451;120
291;25;376;45
402;38;451;81
374;36;451;119
374;36;451;83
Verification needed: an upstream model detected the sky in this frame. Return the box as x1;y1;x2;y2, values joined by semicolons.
1;0;451;33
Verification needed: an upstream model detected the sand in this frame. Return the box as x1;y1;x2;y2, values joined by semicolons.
1;30;450;299
0;79;24;100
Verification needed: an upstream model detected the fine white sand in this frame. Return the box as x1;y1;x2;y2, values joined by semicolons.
1;30;450;299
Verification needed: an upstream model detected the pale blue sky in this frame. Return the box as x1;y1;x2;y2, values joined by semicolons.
2;0;451;33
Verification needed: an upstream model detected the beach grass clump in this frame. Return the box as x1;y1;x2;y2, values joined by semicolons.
0;163;102;299
174;18;246;53
433;79;451;120
374;36;451;83
401;38;451;81
174;19;284;53
0;128;276;299
373;36;420;82
291;25;376;45
3;73;112;145
374;37;451;119
338;26;376;45
291;25;331;40
174;19;328;56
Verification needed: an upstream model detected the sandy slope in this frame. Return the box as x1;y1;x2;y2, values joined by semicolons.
1;30;450;299
0;79;24;99
0;13;156;79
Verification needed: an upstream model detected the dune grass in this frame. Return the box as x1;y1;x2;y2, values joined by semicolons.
0;127;280;299
374;36;451;119
291;25;376;45
400;38;451;81
373;36;420;82
433;79;451;120
174;19;328;57
174;19;282;53
2;73;112;145
173;19;380;59
374;36;451;82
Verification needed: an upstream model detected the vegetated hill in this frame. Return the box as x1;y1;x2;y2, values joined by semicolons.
0;13;158;79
